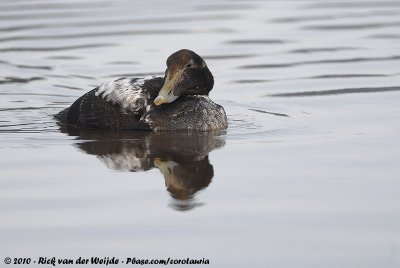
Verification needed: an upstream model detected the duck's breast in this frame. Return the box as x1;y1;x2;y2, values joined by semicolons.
143;96;228;131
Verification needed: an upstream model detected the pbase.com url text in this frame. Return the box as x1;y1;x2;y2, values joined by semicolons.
4;257;210;266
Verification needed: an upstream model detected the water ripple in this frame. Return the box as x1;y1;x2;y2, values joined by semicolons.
232;73;394;84
0;60;52;70
0;29;190;43
0;14;236;33
0;92;73;98
0;43;116;52
303;1;400;9
0;11;93;21
289;47;358;54
0;76;44;85
303;21;400;31
0;2;111;12
248;109;289;117
272;10;400;23
368;34;400;39
204;54;254;60
53;84;83;91
196;4;254;11
225;39;289;45
240;55;400;69
270;86;400;97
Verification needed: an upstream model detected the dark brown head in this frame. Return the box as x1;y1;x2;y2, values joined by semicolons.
154;49;214;105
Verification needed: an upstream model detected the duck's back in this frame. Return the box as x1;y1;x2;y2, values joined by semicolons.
55;77;163;129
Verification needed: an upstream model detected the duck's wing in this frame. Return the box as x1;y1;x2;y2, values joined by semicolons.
58;77;158;129
95;77;151;114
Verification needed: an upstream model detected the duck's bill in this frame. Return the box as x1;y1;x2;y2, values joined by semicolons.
154;72;181;105
154;91;179;105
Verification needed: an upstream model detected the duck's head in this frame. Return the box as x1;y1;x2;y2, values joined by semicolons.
154;49;214;106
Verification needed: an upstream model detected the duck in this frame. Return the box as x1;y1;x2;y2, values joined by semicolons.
55;49;228;131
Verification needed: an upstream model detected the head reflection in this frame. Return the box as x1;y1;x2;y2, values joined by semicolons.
154;157;213;211
59;125;225;211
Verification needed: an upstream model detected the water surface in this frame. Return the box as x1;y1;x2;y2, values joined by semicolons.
1;1;400;267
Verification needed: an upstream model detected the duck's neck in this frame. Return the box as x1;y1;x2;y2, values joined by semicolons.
184;67;214;96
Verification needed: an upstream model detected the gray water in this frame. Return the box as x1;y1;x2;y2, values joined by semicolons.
1;0;400;267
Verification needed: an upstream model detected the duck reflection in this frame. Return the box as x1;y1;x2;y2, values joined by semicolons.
59;125;225;211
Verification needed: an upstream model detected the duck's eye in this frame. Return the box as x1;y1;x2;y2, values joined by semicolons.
186;63;192;68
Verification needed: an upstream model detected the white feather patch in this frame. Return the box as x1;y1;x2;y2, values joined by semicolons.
95;76;154;114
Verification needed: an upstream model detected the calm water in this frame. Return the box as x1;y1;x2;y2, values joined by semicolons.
1;0;400;267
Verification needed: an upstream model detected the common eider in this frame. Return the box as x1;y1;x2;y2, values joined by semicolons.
55;49;228;131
